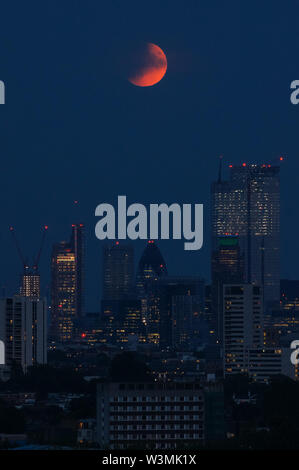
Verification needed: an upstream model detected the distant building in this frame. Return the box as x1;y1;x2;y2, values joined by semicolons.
136;240;167;324
101;242;135;335
247;347;295;382
223;284;263;376
113;299;144;344
77;419;96;445
204;383;225;442
223;284;296;382
172;295;193;351
96;381;204;450
211;162;280;311
102;242;134;302
148;276;205;349
20;273;40;298
51;224;84;342
0;296;47;372
211;235;244;342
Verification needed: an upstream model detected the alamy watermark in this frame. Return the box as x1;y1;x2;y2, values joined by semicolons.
0;81;5;104
95;196;204;251
0;340;5;365
290;80;299;105
290;340;299;365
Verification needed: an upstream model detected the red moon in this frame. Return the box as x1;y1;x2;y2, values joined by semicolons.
128;43;167;87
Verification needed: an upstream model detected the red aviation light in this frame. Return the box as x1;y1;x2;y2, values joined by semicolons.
242;163;247;167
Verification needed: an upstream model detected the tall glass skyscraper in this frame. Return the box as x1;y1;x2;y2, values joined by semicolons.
136;240;167;330
51;224;84;342
211;163;280;310
211;235;245;341
102;242;134;301
101;242;135;332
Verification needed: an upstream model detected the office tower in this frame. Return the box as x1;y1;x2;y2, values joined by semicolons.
171;295;193;350
20;273;40;298
211;162;280;311
148;276;205;349
51;224;84;342
114;299;144;344
223;284;263;376
0;296;47;372
136;240;167;327
10;225;48;299
71;223;85;319
136;240;167;295
211;235;244;342
103;242;134;301
97;382;204;450
101;243;134;329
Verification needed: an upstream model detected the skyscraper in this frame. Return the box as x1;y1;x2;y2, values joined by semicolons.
20;273;40;298
0;296;47;373
51;224;84;342
71;223;85;318
211;235;244;341
102;242;134;301
136;240;167;328
101;242;134;331
223;284;263;376
211;162;280;310
136;240;167;292
149;276;205;349
9;225;48;299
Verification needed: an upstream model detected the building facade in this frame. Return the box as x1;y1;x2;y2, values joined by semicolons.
20;273;40;298
0;296;47;372
97;381;204;450
223;284;263;376
51;224;84;342
211;163;280;311
148;276;205;349
211;235;244;342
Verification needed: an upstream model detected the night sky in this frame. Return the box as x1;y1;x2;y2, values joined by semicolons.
0;1;299;310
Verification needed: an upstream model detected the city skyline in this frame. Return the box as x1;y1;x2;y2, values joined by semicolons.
1;1;299;313
1;0;299;455
1;158;289;312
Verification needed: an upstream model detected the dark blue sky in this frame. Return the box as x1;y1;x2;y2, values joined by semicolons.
0;1;299;310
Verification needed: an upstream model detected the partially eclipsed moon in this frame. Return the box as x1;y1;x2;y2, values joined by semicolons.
128;43;167;87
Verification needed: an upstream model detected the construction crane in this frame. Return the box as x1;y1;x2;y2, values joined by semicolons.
9;225;48;274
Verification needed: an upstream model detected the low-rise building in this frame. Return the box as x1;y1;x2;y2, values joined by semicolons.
97;381;204;450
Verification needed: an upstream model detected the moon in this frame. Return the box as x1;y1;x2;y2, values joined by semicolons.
128;43;167;87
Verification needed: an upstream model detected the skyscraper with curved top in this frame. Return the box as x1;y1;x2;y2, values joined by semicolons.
136;240;167;289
